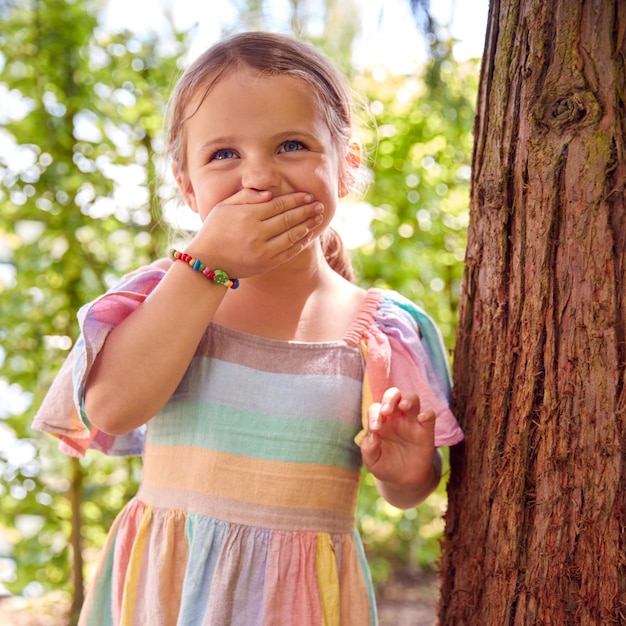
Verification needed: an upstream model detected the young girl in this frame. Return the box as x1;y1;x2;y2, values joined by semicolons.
34;31;463;626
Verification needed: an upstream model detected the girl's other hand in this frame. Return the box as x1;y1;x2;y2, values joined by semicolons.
360;387;440;509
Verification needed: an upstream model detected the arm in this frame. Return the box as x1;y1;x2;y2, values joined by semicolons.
375;447;442;510
85;189;323;435
360;387;441;509
84;263;227;435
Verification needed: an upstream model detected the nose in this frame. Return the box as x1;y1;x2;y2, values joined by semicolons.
241;155;280;192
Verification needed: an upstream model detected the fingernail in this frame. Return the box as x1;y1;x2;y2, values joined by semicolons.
305;193;314;203
314;202;324;213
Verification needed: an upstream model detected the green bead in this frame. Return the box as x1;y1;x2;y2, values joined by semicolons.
213;269;229;285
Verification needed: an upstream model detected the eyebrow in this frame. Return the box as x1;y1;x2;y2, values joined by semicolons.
272;130;319;142
196;136;237;155
196;130;320;155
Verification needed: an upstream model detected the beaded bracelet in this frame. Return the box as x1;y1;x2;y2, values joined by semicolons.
170;248;240;289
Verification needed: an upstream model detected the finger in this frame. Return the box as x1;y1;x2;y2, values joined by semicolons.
276;211;323;246
215;190;317;223
260;192;320;222
417;408;437;425
268;202;325;238
360;431;382;469
261;208;325;265
259;197;323;252
398;392;421;416
380;388;402;416
262;224;315;267
367;402;383;431
219;188;273;207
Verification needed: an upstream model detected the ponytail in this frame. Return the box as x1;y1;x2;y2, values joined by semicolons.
322;228;354;283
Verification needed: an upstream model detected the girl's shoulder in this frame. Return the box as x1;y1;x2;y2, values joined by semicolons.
149;257;173;271
353;288;437;339
353;288;462;446
355;288;452;397
100;259;170;295
374;289;440;339
374;289;444;343
121;257;171;281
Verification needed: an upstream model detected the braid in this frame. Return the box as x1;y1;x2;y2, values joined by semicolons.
322;228;354;283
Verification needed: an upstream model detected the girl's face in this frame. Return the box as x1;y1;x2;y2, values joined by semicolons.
178;67;349;233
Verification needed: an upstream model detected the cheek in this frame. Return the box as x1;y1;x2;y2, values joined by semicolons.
194;175;236;208
310;158;341;192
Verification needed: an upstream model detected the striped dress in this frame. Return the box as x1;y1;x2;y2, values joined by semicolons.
33;266;463;626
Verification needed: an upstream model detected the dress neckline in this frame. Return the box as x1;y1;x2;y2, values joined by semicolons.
209;288;383;348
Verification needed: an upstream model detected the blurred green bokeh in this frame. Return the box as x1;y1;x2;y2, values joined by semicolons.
0;0;478;607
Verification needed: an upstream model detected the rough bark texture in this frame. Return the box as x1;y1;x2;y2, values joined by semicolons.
439;1;625;624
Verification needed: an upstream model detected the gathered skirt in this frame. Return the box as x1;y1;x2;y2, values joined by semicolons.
79;495;377;626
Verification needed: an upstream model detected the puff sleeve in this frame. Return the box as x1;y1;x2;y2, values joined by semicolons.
350;289;463;447
31;266;166;457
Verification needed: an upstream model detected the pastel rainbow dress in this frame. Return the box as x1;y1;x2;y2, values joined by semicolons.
33;266;463;626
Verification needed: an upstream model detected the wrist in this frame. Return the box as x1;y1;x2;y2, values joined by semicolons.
376;449;442;509
170;248;239;289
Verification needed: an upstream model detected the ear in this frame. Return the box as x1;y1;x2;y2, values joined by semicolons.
347;139;362;170
339;139;362;197
172;161;198;212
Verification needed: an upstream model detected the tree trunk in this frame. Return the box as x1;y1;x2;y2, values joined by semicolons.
439;1;625;624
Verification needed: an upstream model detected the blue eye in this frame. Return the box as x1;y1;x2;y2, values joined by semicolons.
280;140;305;153
212;149;237;161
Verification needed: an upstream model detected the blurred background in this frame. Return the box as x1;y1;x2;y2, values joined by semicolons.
0;0;486;622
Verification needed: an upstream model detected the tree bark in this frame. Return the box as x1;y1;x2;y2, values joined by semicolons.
440;1;625;624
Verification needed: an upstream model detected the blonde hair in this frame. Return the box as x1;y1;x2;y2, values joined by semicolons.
166;31;355;282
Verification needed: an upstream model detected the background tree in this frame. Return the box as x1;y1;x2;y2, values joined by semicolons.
440;0;625;623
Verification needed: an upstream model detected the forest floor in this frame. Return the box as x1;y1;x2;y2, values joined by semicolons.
377;572;439;625
0;572;439;625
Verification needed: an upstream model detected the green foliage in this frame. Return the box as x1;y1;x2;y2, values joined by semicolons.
353;38;478;349
353;38;478;582
0;0;185;600
357;456;450;584
0;0;478;606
